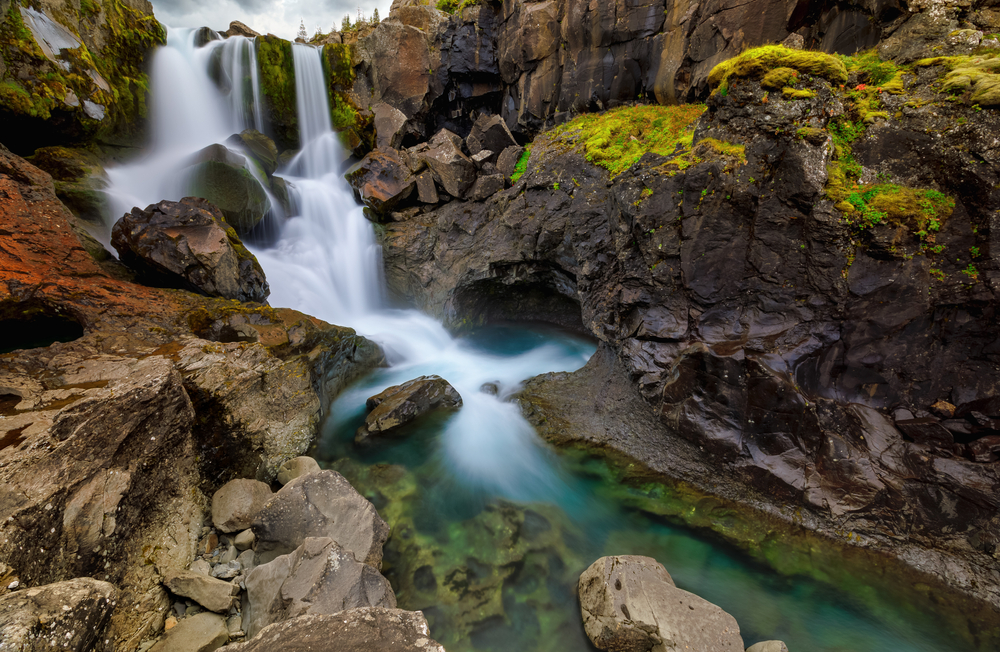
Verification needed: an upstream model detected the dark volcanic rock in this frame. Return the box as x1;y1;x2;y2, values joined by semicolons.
112;197;270;303
0;578;116;652
346;148;416;216
357;375;463;442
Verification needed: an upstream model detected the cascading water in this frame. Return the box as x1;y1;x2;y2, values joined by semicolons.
103;31;972;652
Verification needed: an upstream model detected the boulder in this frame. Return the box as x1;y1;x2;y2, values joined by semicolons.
467;113;517;162
111;197;270;303
252;470;390;566
276;456;322;486
225;21;260;38
969;435;1000;463
415;170;439;203
226;609;445;652
345;148;415;216
212;479;274;533
235;530;256;551
418;129;477;198
244;537;396;637
467;174;505;202
895;418;954;448
0;578;116;652
184;143;272;234
357;375;463;442
496;145;524;178
149;612;229;652
373;103;409;150
746;642;789;652
578;556;743;652
162;570;239;613
227;130;279;176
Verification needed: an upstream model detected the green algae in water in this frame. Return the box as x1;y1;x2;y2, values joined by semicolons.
317;325;984;652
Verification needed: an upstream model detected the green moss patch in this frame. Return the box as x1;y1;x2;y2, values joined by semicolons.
257;35;297;148
916;54;1000;106
783;88;817;99
548;104;707;178
322;42;372;153
761;67;800;90
827;177;954;241
708;45;847;93
510;147;531;183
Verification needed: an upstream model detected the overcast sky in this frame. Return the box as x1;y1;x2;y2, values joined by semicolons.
149;0;395;41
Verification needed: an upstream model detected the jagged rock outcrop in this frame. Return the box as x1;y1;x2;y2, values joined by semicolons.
0;578;117;652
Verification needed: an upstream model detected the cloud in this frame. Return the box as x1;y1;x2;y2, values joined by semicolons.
149;0;394;40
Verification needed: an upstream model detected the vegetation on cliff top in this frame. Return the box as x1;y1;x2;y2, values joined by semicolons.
915;53;1000;106
708;45;848;94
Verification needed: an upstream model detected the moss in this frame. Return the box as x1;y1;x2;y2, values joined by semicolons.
796;126;826;144
782;87;817;99
257;35;298;148
548;104;707;178
693;137;746;163
708;45;848;93
436;0;478;13
760;67;800;90
322;42;372;153
839;49;901;86
510;147;531;183
916;53;1000;106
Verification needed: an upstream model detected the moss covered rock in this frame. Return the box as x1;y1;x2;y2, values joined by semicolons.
257;34;297;150
184;143;272;236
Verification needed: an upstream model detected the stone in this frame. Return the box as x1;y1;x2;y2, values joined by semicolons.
163;571;238;613
237;549;256;574
244;537;396;637
211;561;241;580
496;145;524;178
190;560;213;576
357;375;463;442
468;113;517;162
183;144;272;235
930;401;957;419
0;578;116;652
252;470;390;566
149;612;229;652
747;642;789;652
226;130;279;176
276;456;322;486
225;21;259;38
895;418;955;448
234;530;256;551
467;174;506;202
968;435;1000;463
419;129;478;198
373;102;409;150
579;556;743;652
471;149;494;168
415;170;439;203
227;609;445;652
345;148;416;216
212;479;274;533
111;197;270;303
227;614;244;637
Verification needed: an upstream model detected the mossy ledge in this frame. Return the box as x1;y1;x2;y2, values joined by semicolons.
256;34;297;150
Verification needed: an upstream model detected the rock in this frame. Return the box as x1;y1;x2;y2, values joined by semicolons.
227;614;244;636
149;612;229;652
895;418;955;448
0;578;116;652
467;174;505;202
357;375;463;442
746;642;789;652
212;479;274;533
468;113;517;162
227;130;279;176
162;571;238;613
226;609;445;652
415;170;439;203
190;560;213;576
252;470;390;566
373;103;409;150
968;435;1000;463
276;456;322;486
237;549;256;573
184;143;272;234
234;530;256;551
225;21;260;38
419;129;477;198
496;145;525;178
244;537;396;637
111;197;270;303
211;561;241;579
930;401;957;419
345;148;416;216
578;556;744;652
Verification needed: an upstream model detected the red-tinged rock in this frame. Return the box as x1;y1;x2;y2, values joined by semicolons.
345;148;415;216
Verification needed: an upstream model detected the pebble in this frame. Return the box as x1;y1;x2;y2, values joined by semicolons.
219;545;238;564
234;529;254;551
227;614;243;637
164;616;178;631
189;560;211;576
210;561;241;580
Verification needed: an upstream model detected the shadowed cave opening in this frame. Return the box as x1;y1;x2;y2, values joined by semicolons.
0;301;85;354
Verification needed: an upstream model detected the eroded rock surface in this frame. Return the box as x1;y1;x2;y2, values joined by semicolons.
0;578;116;652
357;375;463;442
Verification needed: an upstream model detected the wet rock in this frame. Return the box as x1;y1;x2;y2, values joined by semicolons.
111;197;270;303
226;609;445;652
969;435;1000;463
162;571;238;613
0;578;116;652
276;456;322;486
252;470;390;567
578;556;743;652
930;401;957;419
244;537;396;637
746;642;789;652
149;612;229;652
212;479;274;533
183;144;272;235
227;130;279;176
357;375;463;442
418;129;477;198
345;148;415;216
895;418;955;448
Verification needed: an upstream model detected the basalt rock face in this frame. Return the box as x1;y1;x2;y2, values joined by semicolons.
380;65;1000;629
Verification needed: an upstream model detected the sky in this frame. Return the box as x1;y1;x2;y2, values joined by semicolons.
149;0;395;41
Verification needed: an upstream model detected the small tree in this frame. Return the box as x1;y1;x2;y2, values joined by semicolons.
341;14;351;31
297;19;307;40
372;8;380;24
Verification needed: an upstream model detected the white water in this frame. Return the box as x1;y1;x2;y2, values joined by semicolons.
105;32;593;500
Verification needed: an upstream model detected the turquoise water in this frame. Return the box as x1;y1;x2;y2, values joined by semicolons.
317;325;979;652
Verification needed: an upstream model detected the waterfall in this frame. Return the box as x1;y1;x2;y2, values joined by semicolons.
212;35;266;132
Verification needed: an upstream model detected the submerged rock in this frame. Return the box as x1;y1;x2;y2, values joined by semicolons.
243;537;396;637
356;375;463;442
111;196;270;303
578;555;743;652
0;578;117;652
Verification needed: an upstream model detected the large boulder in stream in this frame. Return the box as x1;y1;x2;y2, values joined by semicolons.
184;143;272;235
111;197;270;303
578;556;744;652
226;130;280;177
356;375;463;443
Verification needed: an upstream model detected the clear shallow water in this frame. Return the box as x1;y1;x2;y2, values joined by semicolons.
104;29;984;652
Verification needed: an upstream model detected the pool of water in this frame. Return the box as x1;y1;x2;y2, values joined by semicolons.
316;324;975;652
